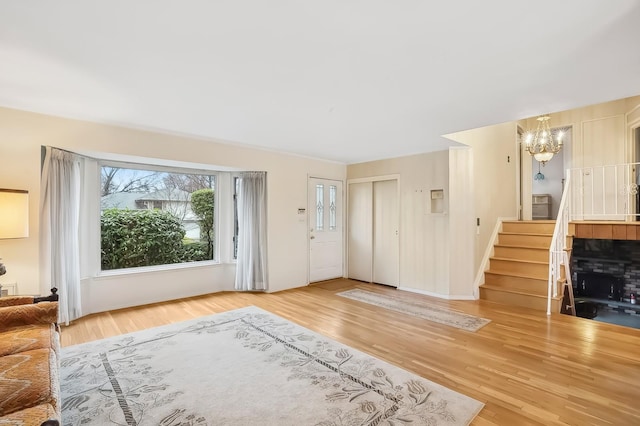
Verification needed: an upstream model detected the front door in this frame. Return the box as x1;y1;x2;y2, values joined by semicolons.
309;178;343;282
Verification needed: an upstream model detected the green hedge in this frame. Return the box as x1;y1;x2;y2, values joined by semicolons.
191;188;214;258
101;208;187;270
181;242;211;262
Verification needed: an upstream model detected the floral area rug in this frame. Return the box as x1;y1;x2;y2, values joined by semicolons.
337;289;491;332
60;306;483;425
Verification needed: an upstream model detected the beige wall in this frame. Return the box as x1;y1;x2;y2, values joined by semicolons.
0;107;345;312
347;149;475;298
448;147;475;296
445;122;519;271
524;95;640;169
628;97;640;126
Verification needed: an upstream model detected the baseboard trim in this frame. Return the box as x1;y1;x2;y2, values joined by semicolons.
397;286;477;300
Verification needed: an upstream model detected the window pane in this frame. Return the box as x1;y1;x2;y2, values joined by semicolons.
100;165;216;270
316;184;324;231
329;185;337;230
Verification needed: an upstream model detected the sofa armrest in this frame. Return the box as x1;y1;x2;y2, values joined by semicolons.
34;288;59;304
0;288;58;307
0;302;59;331
0;295;35;308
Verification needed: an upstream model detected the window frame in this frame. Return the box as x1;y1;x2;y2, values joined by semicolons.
99;159;221;272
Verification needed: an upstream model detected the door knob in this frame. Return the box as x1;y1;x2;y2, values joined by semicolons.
310;236;315;239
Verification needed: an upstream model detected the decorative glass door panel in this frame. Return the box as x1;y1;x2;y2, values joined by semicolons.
309;178;343;282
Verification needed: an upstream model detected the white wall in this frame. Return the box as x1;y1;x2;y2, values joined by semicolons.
0;106;345;314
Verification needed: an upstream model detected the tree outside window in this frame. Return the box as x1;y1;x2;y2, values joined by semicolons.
100;165;216;270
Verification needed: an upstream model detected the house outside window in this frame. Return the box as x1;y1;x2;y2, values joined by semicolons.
100;164;217;271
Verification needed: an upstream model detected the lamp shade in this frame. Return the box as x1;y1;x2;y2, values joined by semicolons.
0;189;29;239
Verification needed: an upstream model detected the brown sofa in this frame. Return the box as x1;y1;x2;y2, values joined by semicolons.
0;290;61;426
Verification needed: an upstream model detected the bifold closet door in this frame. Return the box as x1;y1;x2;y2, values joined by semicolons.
372;180;399;287
347;182;373;282
348;180;399;286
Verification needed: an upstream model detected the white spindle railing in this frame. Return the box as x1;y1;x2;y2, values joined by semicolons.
568;162;639;220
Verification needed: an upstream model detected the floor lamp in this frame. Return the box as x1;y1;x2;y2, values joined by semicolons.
0;189;29;295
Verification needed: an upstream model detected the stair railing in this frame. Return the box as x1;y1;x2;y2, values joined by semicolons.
567;162;639;220
547;172;572;315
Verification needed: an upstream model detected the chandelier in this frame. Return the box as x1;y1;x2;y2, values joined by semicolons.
523;115;563;164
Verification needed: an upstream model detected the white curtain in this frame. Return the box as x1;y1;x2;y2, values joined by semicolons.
235;171;268;291
40;147;82;325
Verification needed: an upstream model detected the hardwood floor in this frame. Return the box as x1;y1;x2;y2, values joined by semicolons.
61;279;640;425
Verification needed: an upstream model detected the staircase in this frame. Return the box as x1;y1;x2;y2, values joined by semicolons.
480;220;564;312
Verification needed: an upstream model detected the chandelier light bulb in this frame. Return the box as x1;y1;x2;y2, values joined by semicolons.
524;133;533;145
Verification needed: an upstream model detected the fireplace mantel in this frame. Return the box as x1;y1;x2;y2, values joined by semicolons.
570;221;640;240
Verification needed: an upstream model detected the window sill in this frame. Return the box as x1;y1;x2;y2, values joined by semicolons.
95;260;226;279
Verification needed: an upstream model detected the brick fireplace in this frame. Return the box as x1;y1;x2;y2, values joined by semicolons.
572;237;640;316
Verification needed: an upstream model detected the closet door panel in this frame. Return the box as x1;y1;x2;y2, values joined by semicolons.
373;180;399;286
348;182;373;282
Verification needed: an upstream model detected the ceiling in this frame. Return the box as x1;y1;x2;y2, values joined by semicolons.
1;1;640;164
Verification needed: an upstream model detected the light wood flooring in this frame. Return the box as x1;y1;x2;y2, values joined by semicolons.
60;279;640;425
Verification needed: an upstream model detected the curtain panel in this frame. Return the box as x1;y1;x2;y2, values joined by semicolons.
39;147;82;324
234;171;268;291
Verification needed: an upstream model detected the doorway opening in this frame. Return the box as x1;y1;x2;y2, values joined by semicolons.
522;126;572;221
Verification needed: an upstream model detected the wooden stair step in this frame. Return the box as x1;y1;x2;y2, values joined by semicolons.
489;257;549;279
483;271;548;296
494;245;549;262
500;231;553;237
484;268;548;281
481;283;557;298
502;220;556;235
498;232;552;248
480;284;562;311
494;243;550;250
484;269;548;283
